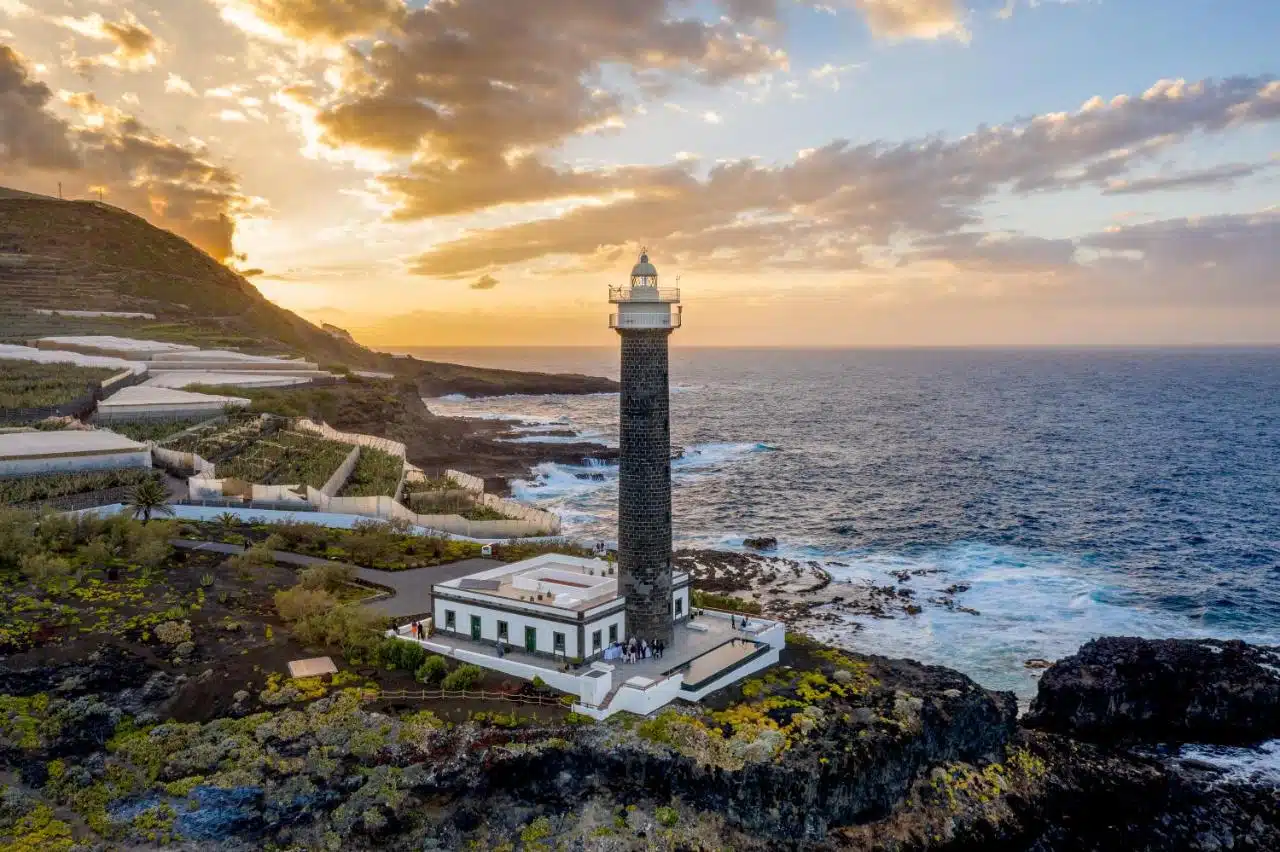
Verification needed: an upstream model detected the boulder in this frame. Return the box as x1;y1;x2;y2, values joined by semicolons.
1025;637;1280;745
743;536;777;551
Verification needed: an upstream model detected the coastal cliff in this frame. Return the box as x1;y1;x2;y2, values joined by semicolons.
2;623;1275;849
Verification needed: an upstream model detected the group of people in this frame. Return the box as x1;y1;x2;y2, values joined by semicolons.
408;621;427;640
614;636;665;663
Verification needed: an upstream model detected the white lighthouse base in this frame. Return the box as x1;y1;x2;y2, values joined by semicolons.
388;608;785;719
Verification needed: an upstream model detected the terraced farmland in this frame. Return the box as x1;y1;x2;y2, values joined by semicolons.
0;361;117;409
215;431;352;488
337;447;404;497
0;467;157;506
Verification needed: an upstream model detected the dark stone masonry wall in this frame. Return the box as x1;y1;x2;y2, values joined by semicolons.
617;328;674;645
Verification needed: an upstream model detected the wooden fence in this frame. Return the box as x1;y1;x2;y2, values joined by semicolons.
359;688;566;707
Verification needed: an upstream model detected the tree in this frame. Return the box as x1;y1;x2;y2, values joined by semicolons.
126;477;173;525
214;511;240;533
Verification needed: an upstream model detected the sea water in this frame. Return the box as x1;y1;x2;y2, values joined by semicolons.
408;347;1280;702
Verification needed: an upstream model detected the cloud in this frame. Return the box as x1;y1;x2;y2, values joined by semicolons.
849;0;967;41
312;1;785;167
165;73;198;96
0;45;82;169
470;273;499;290
214;0;406;43
58;13;161;72
702;110;724;124
403;75;1280;278
0;49;250;261
1101;160;1274;195
1078;210;1278;302
809;62;861;91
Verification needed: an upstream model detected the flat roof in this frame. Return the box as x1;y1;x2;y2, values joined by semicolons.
0;429;147;459
437;553;617;612
149;349;301;363
37;336;197;353
0;344;144;373
142;371;318;389
99;385;250;408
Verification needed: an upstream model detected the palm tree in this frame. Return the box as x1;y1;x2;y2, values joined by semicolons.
214;511;240;533
126;476;174;525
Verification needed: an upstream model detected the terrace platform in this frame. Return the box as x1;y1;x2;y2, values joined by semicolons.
393;609;785;719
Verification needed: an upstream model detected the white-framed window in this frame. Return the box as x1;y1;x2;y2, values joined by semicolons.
592;630;602;652
444;610;456;630
497;620;509;640
553;631;566;653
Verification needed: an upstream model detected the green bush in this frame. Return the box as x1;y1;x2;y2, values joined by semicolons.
415;655;448;684
655;806;679;827
275;586;336;622
441;664;484;691
299;561;353;592
375;637;427;672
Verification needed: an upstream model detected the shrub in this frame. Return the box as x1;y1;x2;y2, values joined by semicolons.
441;664;484;691
155;621;192;644
292;605;383;656
274;586;336;622
18;552;73;584
299;562;354;592
655;806;679;827
375;637;427;672
229;545;274;577
416;656;448;684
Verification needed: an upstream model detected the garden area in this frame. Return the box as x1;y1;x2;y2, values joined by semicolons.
336;446;404;497
184;515;593;571
0;468;159;509
0;361;117;410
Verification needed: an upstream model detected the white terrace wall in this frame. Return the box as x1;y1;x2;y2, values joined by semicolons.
445;468;560;531
154;445;215;476
319;445;361;497
294;418;407;458
445;469;485;493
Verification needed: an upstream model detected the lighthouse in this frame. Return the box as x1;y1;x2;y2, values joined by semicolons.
611;249;682;646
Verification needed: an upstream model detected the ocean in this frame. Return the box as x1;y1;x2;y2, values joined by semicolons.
404;347;1280;700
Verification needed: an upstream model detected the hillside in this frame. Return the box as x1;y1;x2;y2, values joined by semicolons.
0;192;619;397
0;195;373;364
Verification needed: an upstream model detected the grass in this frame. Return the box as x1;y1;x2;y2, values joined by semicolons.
0;361;117;409
0;468;159;506
337;447;404;497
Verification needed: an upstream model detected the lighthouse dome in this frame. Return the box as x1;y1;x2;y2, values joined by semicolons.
631;253;658;277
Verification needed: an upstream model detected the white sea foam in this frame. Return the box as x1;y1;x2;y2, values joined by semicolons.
1176;740;1280;787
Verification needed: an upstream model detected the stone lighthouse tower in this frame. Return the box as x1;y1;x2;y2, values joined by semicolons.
610;249;682;646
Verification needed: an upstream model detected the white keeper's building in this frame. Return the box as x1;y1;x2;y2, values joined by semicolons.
431;554;691;661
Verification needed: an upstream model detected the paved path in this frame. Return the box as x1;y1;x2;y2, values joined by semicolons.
171;539;502;619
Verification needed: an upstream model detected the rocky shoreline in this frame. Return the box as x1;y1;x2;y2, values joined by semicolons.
2;624;1276;850
674;548;981;644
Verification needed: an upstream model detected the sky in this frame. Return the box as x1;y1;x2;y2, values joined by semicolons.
1;0;1277;346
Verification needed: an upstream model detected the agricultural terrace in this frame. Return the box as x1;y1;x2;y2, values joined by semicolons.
100;417;210;444
0;361;117;409
161;416;267;459
0;468;158;508
336;447;404;497
214;431;352;488
405;486;517;522
162;417;353;488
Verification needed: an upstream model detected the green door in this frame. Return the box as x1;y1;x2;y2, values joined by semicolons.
470;615;481;640
524;626;537;653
